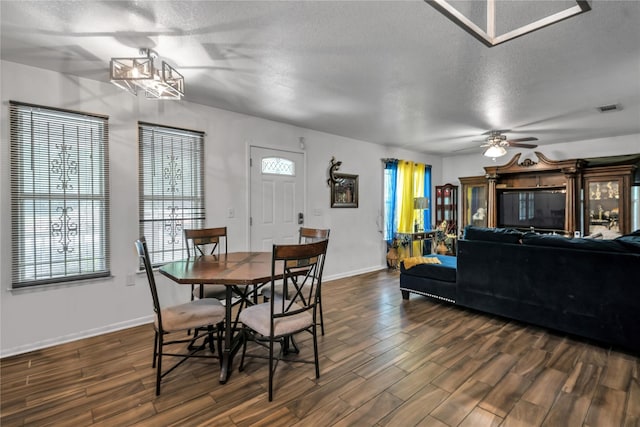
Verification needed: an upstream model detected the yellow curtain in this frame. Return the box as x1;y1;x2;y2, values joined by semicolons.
397;160;427;232
397;161;415;233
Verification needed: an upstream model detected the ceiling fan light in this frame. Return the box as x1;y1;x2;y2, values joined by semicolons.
483;145;507;158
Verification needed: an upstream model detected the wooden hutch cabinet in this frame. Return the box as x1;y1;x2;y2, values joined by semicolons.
434;183;458;255
469;152;639;237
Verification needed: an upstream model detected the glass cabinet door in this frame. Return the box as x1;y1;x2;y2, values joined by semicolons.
585;177;621;237
434;184;458;231
435;189;443;224
460;176;488;228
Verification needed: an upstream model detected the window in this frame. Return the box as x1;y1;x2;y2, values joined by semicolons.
10;101;110;287
518;192;536;221
383;160;431;242
139;122;205;266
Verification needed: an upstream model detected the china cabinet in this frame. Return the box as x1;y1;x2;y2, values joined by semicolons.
583;165;635;236
434;184;458;231
434;184;458;254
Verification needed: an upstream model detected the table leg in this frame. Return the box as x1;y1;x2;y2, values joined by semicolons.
219;286;233;384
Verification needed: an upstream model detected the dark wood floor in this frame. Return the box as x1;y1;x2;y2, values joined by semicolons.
1;269;639;426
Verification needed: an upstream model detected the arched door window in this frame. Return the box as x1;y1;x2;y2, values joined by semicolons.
261;157;295;176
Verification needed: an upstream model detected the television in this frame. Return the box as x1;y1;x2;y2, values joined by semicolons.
498;189;566;231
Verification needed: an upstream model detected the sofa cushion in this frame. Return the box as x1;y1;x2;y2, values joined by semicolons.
401;255;456;282
615;231;640;253
522;233;628;253
462;225;523;244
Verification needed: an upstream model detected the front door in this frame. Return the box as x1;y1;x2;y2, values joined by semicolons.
250;146;305;251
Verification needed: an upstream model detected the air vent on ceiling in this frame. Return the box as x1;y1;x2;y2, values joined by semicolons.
598;103;622;113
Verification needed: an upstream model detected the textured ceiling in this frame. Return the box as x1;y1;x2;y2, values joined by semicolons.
1;0;639;155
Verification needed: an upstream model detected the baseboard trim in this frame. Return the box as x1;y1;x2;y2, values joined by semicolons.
0;315;153;358
323;264;387;282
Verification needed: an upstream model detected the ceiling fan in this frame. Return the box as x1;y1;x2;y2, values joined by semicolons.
477;130;538;158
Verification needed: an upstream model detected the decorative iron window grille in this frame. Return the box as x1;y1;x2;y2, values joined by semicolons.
138;122;205;266
9;101;110;287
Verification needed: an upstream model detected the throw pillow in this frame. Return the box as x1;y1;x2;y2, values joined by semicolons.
402;256;442;270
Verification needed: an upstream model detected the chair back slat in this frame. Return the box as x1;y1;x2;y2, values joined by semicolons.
299;227;330;243
184;227;227;258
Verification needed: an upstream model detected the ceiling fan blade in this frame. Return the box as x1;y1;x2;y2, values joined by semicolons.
507;137;538;143
508;142;538;149
452;145;482;152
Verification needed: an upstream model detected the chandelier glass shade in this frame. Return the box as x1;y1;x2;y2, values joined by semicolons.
483;144;507;158
110;48;184;100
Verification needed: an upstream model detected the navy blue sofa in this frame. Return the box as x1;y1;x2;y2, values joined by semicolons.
400;226;640;354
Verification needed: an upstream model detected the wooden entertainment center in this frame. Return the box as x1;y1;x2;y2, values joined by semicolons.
460;152;639;236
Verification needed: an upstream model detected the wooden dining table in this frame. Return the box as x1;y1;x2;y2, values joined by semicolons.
159;251;278;383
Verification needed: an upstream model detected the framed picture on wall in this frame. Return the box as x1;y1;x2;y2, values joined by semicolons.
331;173;358;208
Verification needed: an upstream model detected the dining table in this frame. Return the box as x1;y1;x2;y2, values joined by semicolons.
159;251;278;383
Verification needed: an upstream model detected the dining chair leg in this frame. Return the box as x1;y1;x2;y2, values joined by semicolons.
155;335;163;396
268;339;274;401
318;297;325;336
238;328;248;372
207;325;215;354
152;331;159;368
313;324;320;378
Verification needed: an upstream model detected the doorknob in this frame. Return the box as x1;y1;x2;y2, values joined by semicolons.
298;212;304;225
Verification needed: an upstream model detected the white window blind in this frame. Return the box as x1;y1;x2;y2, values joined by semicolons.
138;122;205;266
10;101;110;287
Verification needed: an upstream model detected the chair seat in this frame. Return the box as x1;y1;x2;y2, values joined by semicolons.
239;301;312;337
156;298;225;332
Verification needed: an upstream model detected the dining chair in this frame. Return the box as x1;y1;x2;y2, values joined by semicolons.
135;237;225;396
184;227;228;300
262;227;330;334
238;239;329;401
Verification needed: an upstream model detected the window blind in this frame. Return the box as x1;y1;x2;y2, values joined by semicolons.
9;101;110;287
138;122;205;266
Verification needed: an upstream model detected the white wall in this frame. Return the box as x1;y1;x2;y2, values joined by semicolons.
0;61;441;356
